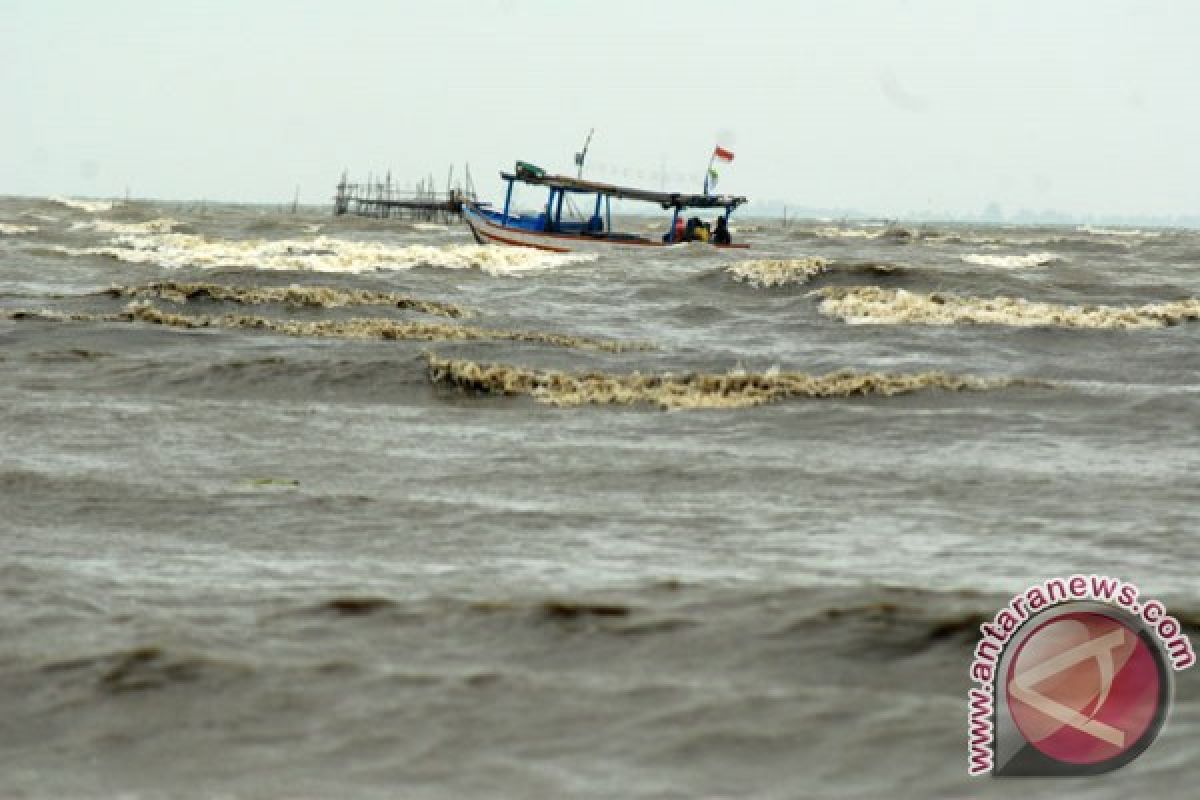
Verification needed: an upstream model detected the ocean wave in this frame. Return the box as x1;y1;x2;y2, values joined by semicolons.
0;223;38;235
8;303;648;353
725;258;830;288
48;196;117;213
317;597;400;616
78;218;183;235
934;233;1134;253
20;211;59;223
960;252;1062;268
82;355;432;398
25;348;114;362
41;645;250;694
59;233;594;275
725;258;903;288
291;584;1050;647
426;355;1040;410
101;281;469;318
1079;225;1159;238
811;287;1200;329
795;225;917;242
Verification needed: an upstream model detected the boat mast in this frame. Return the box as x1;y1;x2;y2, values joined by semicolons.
574;128;595;179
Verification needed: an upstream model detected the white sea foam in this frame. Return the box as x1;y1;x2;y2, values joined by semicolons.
805;225;919;241
61;233;595;276
726;257;829;288
813;226;883;240
812;286;1200;330
20;212;58;223
0;223;39;235
49;197;117;213
412;223;449;232
1079;225;1157;238
426;356;1035;410
960;252;1061;268
75;218;183;235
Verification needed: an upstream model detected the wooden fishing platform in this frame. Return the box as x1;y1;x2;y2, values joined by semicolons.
333;168;475;223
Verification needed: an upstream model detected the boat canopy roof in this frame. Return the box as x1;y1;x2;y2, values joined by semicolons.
501;163;746;211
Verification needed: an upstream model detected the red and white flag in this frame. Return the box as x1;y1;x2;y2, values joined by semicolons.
712;145;735;163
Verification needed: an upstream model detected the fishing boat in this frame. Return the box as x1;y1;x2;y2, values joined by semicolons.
464;161;749;254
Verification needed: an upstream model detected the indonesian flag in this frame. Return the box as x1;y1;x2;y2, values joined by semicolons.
713;145;735;163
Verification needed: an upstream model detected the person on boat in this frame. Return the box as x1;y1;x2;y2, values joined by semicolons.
694;221;711;243
712;216;732;245
664;216;686;242
684;217;702;242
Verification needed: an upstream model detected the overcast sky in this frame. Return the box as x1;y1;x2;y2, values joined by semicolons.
3;1;1196;217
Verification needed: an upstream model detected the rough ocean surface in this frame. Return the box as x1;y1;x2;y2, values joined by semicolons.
1;196;1199;799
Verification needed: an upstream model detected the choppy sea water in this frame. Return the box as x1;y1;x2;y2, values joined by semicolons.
1;196;1198;799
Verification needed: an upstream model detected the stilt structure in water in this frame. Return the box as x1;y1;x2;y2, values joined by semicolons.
333;165;475;223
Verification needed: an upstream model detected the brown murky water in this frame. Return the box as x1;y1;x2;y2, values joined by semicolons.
2;197;1198;798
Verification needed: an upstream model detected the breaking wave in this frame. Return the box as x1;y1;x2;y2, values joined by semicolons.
20;211;59;223
916;231;1136;252
426;355;1040;410
78;218;184;235
1079;225;1159;238
9;303;647;353
49;196;116;213
100;281;468;318
788;225;928;243
811;287;1200;329
0;223;38;235
725;258;830;288
60;233;596;275
960;252;1062;268
725;259;904;289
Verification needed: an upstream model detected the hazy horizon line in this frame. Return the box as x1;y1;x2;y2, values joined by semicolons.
8;192;1197;231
